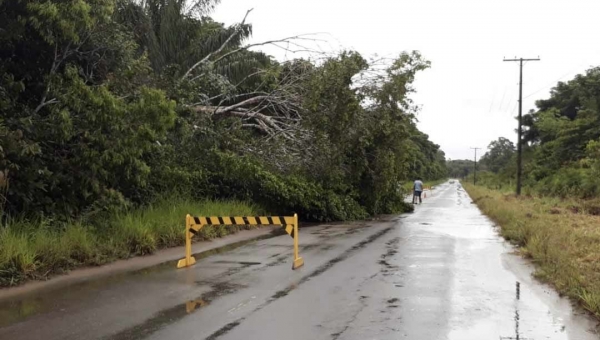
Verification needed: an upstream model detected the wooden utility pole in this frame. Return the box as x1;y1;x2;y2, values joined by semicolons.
503;57;540;195
470;147;481;185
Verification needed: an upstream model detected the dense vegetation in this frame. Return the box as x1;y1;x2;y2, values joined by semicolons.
446;159;478;179
0;0;446;222
473;67;600;197
0;0;446;285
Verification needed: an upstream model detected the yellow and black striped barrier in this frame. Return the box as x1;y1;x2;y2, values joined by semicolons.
176;214;304;270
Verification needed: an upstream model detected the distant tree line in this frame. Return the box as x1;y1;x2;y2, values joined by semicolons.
447;159;477;179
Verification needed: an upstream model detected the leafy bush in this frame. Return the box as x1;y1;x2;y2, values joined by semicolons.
535;167;600;199
202;152;369;221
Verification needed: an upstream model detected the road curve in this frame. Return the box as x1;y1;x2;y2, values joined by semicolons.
0;181;598;339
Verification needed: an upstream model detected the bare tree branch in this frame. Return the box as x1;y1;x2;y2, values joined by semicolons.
212;34;324;65
193;95;269;114
234;69;267;87
186;51;321;152
192;91;302;140
195;91;268;106
180;8;254;81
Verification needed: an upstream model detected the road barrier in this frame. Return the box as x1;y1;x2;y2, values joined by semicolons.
423;186;434;198
176;214;304;270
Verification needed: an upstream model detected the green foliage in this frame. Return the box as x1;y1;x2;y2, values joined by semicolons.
479;137;515;173
405;128;447;181
0;0;449;288
534;167;599;198
481;67;600;198
202;152;369;221
298;51;444;215
116;0;257;77
447;159;476;178
1;0;444;227
1;0;176;217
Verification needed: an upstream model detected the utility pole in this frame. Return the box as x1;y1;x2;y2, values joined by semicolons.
503;57;540;195
470;147;480;185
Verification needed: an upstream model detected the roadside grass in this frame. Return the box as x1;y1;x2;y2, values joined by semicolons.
464;183;600;318
0;198;260;287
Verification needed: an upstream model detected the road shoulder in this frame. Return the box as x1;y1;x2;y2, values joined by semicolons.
0;226;278;301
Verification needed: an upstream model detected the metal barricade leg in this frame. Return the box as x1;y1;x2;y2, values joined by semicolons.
177;215;196;268
292;213;304;269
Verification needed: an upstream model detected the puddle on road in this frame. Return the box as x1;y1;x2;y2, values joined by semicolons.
442;214;599;340
0;234;276;328
196;261;266;282
107;281;247;340
400;182;600;340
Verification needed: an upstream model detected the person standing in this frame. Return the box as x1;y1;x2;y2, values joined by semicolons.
413;178;424;204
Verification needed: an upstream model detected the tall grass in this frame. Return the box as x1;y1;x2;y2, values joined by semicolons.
0;198;259;287
464;183;600;318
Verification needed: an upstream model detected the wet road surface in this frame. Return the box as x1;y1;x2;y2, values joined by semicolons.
0;181;598;339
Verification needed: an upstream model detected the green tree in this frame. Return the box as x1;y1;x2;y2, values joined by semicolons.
0;0;447;222
0;0;176;216
480;137;515;173
483;67;600;197
447;160;475;179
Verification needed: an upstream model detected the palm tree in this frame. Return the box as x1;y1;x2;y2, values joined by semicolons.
115;0;300;139
115;0;269;80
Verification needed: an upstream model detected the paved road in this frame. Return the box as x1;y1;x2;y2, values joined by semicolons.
0;181;598;339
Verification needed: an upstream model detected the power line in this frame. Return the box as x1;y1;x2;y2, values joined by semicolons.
503;57;540;196
498;86;508;112
488;96;495;114
509;99;518;117
504;93;517;116
523;61;589;100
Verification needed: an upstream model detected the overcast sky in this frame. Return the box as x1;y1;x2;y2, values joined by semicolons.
212;0;600;160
